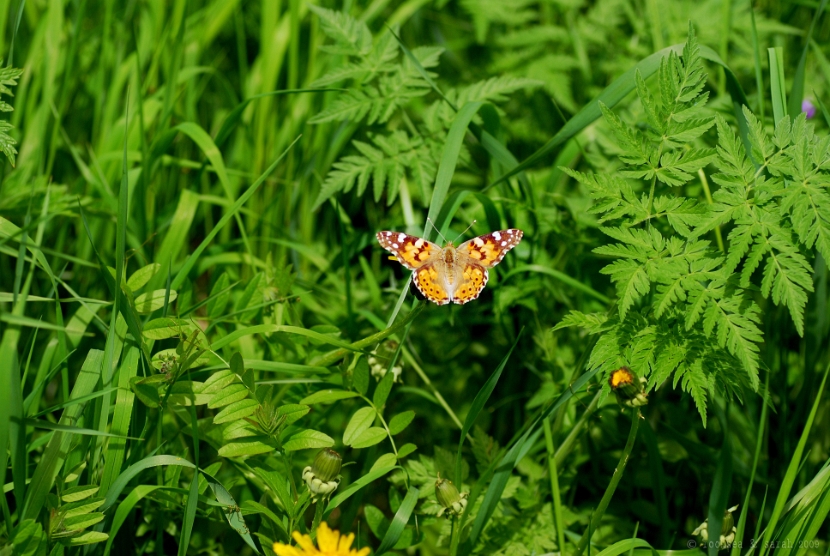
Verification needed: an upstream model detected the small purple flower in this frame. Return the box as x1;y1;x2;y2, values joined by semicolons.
802;99;816;119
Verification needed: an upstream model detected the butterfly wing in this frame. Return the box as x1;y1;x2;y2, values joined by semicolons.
451;229;522;305
451;264;488;305
457;229;523;268
376;231;440;270
413;264;451;305
377;231;451;305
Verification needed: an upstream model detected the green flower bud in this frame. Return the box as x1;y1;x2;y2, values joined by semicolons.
720;507;735;536
435;477;468;518
302;449;343;502
609;366;648;408
312;448;342;482
692;505;738;549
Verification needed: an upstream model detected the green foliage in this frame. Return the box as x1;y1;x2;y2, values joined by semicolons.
309;6;540;208
2;2;830;556
0;64;21;167
556;24;830;424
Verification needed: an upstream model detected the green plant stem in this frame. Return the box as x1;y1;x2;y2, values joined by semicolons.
646;175;657;220
553;390;601;468
573;409;641;556
543;417;566;554
450;515;461;556
308;303;425;367
361;395;399;456
310;500;325;540
402;348;469;441
698;169;725;252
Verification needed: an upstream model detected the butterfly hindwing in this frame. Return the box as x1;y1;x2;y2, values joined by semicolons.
413;264;451;305
457;229;523;268
452;264;488;305
376;231;439;270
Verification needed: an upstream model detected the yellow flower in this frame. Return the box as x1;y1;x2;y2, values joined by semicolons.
272;522;370;556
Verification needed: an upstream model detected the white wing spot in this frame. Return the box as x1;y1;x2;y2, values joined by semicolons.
415;238;424;248
398;233;406;242
493;231;502;241
392;243;399;248
501;241;507;246
474;238;485;246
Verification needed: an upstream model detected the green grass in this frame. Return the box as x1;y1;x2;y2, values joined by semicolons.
1;1;830;555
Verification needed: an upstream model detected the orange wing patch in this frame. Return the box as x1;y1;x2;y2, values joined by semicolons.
376;231;436;270
459;229;523;268
452;264;488;305
413;264;450;305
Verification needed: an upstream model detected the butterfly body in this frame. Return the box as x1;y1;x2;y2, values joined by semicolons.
376;229;523;305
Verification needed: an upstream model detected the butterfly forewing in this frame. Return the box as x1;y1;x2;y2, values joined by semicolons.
376;231;439;270
457;229;523;268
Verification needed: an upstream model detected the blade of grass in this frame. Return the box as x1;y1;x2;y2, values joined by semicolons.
488;43;751;188
573;409;641;556
458;366;601;555
178;404;200;556
170;136;301;291
787;0;828;119
376;486;419;555
707;404;732;556
731;371;770;556
640;421;669;547
94;88;131;481
454;329;523;485
750;2;765;122
502;264;610;303
423;101;484;241
543;417;566;554
759;359;830;556
324;466;398;518
769;47;787;124
22;349;103;520
103;485;177;556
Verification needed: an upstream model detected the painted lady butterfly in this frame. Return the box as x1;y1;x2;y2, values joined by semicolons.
376;229;523;305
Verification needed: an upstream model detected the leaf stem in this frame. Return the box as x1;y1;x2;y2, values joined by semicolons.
450;515;461;556
308;303;425;367
362;395;399;457
402;349;470;441
573;409;641;556
698;169;725;252
646;175;657;219
543;417;567;554
310;499;325;540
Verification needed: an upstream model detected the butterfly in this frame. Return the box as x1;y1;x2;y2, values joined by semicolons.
376;229;523;305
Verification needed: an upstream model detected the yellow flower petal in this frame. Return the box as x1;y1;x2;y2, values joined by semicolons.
352;547;370;556
337;532;355;551
272;542;303;556
292;531;319;554
317;522;340;552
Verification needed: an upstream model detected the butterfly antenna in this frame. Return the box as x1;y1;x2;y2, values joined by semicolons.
426;217;448;244
452;220;477;243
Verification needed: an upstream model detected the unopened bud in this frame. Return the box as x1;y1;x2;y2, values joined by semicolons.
435;477;467;517
311;448;342;482
609;366;648;408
